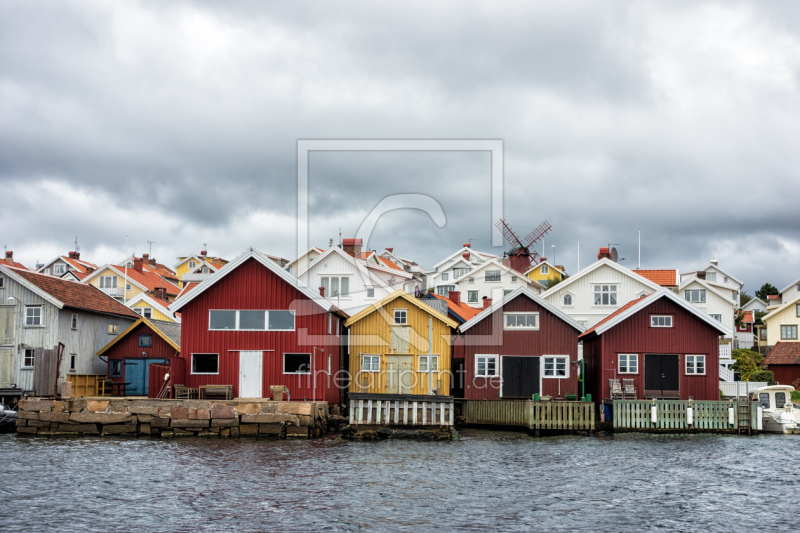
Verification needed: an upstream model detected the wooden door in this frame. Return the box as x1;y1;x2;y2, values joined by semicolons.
502;356;540;398
385;355;413;394
239;351;263;398
0;307;13;385
124;360;145;395
644;354;680;398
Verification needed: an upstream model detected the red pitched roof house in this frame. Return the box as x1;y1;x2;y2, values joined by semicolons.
764;342;800;387
422;292;482;324
1;251;28;270
634;269;679;288
453;287;586;400
169;248;348;403
580;288;731;401
38;251;98;278
0;265;139;396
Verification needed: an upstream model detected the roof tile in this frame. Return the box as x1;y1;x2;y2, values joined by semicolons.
634;269;677;286
765;342;800;365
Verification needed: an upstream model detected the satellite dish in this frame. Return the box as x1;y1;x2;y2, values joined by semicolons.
610;247;619;262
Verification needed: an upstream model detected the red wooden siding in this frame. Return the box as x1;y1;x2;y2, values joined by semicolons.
583;298;721;401
770;365;800;386
105;321;180;388
180;258;342;403
454;294;581;400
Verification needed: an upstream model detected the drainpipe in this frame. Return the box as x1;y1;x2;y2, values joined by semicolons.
428;315;433;395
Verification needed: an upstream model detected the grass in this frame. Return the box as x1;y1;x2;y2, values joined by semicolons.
792;391;800;402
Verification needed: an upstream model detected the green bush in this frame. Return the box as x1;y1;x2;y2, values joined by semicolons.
748;370;774;384
733;349;768;381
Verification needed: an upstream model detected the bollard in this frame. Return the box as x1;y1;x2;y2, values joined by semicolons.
650;403;658;424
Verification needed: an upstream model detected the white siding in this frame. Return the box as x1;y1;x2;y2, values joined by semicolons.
680;280;735;339
454;268;533;305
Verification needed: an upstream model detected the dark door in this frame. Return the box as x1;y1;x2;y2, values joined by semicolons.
451;358;465;398
125;359;165;395
644;354;679;398
502;356;540;398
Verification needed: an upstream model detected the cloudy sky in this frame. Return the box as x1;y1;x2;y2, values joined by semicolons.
2;1;799;293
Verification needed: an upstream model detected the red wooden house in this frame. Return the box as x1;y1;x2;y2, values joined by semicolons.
453;287;586;400
764;342;800;387
97;318;181;396
169;248;347;404
580;288;731;401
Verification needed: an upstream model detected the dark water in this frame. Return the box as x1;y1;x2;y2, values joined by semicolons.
1;430;796;532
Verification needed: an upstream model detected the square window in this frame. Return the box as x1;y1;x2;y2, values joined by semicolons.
54;264;65;275
686;355;706;375
709;314;722;322
366;288;375;298
781;325;798;340
107;324;118;335
468;277;475;283
142;308;152;319
394;309;408;325
192;353;219;374
188;261;196;269
25;306;42;326
544;356;569;378
685;289;706;304
418;355;439;372
563;294;573;306
284;353;311;374
22;348;35;368
139;334;152;347
511;276;518;283
239;310;266;330
110;360;123;377
541;265;549;274
618;354;638;374
362;354;380;372
467;291;479;303
650;315;672;328
593;285;618;306
442;273;449;281
476;355;498;377
209;310;236;330
268;310;295;331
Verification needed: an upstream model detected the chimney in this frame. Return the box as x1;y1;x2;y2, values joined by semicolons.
449;291;461;306
142;253;149;264
462;252;470;261
85;267;95;274
133;257;143;273
154;287;167;300
200;250;207;256
342;238;363;258
5;251;12;261
385;247;393;253
540;257;547;262
149;257;157;266
68;251;80;260
482;296;492;310
598;247;611;260
319;286;325;297
710;259;718;266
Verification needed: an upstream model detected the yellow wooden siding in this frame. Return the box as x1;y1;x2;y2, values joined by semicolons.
527;265;562;285
765;301;800;346
130;303;175;323
86;267;145;300
348;298;453;395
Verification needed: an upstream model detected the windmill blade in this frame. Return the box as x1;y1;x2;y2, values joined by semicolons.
495;219;524;249
529;249;541;264
523;220;552;248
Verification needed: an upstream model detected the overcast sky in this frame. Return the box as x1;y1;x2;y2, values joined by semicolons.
2;1;799;293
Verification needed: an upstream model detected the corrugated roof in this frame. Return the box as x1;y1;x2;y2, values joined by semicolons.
149;319;181;347
634;269;677;286
765;342;800;365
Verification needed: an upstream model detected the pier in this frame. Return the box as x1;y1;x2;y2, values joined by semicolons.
461;400;595;433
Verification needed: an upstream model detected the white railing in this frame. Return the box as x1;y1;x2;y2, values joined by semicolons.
719;365;735;382
719;344;732;359
349;396;454;426
719;381;768;398
99;287;124;298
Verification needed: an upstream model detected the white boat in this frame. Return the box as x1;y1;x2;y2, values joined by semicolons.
748;385;800;434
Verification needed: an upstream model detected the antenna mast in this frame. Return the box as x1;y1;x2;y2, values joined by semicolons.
147;240;156;257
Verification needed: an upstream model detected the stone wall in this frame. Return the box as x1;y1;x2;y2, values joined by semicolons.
16;398;328;438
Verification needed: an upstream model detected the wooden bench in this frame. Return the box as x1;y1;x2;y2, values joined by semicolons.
174;384;199;399
199;385;233;400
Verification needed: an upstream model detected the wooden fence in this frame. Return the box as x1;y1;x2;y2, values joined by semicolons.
613;400;760;431
65;374;110;397
462;400;595;431
349;394;454;426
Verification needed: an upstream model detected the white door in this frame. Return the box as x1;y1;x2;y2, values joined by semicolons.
239;351;262;398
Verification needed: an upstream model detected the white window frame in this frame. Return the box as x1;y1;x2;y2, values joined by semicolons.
366;287;375;298
511;276;518;283
453;267;471;279
53;264;65;275
436;285;455;297
142;307;153;319
98;275;118;289
188;261;196;269
191;353;219;375
22;348;35;369
485;270;501;283
208;310;295;331
503;312;539;330
394;309;408;325
541;265;549;274
283;353;312;375
475;354;499;377
618;354;638;374
320;275;350;298
593;284;618;306
418;354;439;372
685;289;706;304
706;272;716;282
709;314;722;322
543;356;569;378
107;323;118;335
362;354;380;372
468;277;475;284
650;315;673;328
467;290;479;303
25;306;42;327
442;273;449;281
686;355;706;375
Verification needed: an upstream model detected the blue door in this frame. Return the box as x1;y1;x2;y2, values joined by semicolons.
124;359;165;395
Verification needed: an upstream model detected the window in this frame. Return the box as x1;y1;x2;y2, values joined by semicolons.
0;276;4;288
781;325;798;340
25;306;42;326
284;353;311;374
70;354;76;371
436;286;455;297
504;290;513;296
108;324;118;334
541;265;549;274
418;354;439;372
686;355;706;375
453;267;471;278
709;314;722;322
98;276;117;289
685;289;706;303
511;276;518;283
563;294;573;306
619;354;638;374
321;276;350;297
796;303;800;317
22;348;34;368
504;312;539;330
54;264;65;275
188;261;196;269
467;291;479;303
485;270;501;282
544;356;569;378
126;283;132;291
760;328;767;340
139;334;152;347
651;315;673;328
366;288;375;298
192;353;219;374
442;273;449;281
706;272;716;282
758;393;770;409
362;354;380;372
142;308;152;319
468;277;475;284
394;309;407;325
593;285;618;306
776;392;787;409
476;355;498;377
44;268;50;275
110;360;123;377
71;314;78;329
208;310;295;331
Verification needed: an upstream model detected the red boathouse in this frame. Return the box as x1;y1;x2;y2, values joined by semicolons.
169;248;348;404
453;287;586;400
580;288;732;401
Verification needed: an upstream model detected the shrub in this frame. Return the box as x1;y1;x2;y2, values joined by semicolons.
748;370;774;384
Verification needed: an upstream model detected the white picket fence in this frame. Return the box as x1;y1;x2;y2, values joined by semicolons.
719;365;735;382
719;381;768;398
719;344;732;359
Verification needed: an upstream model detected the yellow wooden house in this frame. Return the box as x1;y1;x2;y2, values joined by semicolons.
344;290;458;396
126;293;180;323
82;264;181;303
525;260;566;288
173;254;228;287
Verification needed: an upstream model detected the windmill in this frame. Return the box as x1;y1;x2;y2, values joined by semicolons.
495;219;552;274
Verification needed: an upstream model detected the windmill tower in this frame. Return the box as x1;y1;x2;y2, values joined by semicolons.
495;219;552;274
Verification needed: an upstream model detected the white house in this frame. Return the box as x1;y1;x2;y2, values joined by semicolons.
450;258;542;306
680;260;744;309
742;297;767;314
427;244;500;295
285;247;325;276
378;247;428;295
770;277;800;308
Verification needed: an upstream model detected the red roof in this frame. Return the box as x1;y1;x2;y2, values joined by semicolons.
376;256;403;271
634;269;677;286
738;310;754;323
765;342;800;365
12;269;139;318
579;296;648;338
175;282;200;300
1;257;28;270
428;293;482;322
109;265;180;296
768;294;781;300
62;256;99;273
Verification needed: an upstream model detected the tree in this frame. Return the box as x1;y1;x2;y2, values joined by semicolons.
544;277;563;290
732;348;771;382
754;310;767;326
739;291;752;306
755;283;779;302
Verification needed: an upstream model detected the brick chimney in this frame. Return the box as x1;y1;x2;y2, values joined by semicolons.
463;243;471;248
68;251;80;260
5;251;13;261
598;247;611;260
154;287;167;300
200;250;207;257
462;252;470;261
142;253;149;264
449;291;461;306
540;257;547;262
385;247;393;253
319;286;325;297
342;238;362;258
133;257;143;273
482;296;492;310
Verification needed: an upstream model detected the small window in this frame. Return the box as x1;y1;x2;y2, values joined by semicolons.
110;360;123;377
71;314;78;329
453;267;471;278
541;265;549;274
436;285;455;297
201;266;209;273
468;277;475;283
476;355;498;377
0;276;5;288
54;264;65;275
70;354;76;371
107;324;118;335
651;315;672;328
504;313;539;330
685;289;706;304
139;334;152;347
776;392;786;409
485;270;501;282
511;276;518;283
268;311;295;331
126;283;132;291
22;349;35;368
188;261;196;269
758;393;770;409
781;325;798;340
284;353;311;374
709;314;722;322
45;268;50;274
467;290;479;303
328;314;332;334
142;308;152;319
209;310;237;330
593;285;618;306
418;355;439;372
192;353;219;374
706;272;716;282
321;276;350;297
796;303;800;317
544;356;569;378
25;306;42;326
362;354;380;372
619;354;638;374
394;309;408;325
686;355;706;375
239;310;266;330
98;276;118;289
442;273;449;281
366;288;375;298
563;294;572;306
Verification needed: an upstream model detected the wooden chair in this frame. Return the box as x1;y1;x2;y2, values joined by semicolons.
174;384;198;399
609;379;623;400
623;379;636;399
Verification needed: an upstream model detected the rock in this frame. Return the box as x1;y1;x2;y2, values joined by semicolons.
259;402;278;414
170;419;209;428
234;403;261;415
15;419;27;427
29;420;52;428
276;402;314;416
286;426;310;438
173;429;195;437
39;411;70;423
59;423;99;434
258;424;285;435
86;400;110;412
210;404;235;419
150;416;170;428
17;426;39;434
377;428;394;438
211;418;239;427
52;401;65;412
241;414;296;424
140;424;151;435
19;399;54;412
102;424;138;435
127;401;164;415
18;410;38;420
230;427;240;437
70;412;132;424
109;404;128;414
136;414;152;424
220;428;231;438
298;415;314;427
189;408;210;420
170;406;190;419
239;424;259;435
160;429;174;438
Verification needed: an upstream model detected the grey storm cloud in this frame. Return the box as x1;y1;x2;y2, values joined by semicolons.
1;0;799;292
